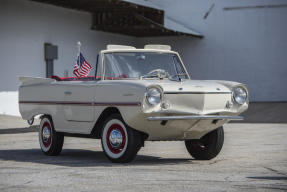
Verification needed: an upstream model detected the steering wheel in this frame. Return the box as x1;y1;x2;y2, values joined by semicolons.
147;69;165;75
146;69;168;78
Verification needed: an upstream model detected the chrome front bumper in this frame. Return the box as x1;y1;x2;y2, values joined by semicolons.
147;115;244;121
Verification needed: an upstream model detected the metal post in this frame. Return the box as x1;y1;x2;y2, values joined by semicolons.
46;60;54;78
44;43;58;78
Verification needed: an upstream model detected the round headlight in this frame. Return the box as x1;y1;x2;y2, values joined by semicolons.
146;87;162;106
232;87;247;105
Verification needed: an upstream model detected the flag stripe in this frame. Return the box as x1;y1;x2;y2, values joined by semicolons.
81;66;89;71
73;52;92;77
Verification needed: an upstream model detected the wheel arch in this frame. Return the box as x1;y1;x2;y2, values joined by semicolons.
90;107;148;142
91;107;121;138
39;113;51;119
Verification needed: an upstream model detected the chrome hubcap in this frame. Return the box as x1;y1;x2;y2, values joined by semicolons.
42;126;51;143
109;129;123;149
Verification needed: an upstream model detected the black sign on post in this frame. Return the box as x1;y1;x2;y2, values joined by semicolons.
44;43;58;78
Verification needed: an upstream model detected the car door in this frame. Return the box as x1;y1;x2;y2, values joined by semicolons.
62;81;96;122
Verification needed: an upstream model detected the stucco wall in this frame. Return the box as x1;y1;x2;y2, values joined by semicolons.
0;0;136;91
132;0;287;101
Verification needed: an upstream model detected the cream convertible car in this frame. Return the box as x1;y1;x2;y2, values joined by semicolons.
19;45;248;163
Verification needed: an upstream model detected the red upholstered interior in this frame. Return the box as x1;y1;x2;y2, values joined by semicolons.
50;74;128;81
50;75;100;81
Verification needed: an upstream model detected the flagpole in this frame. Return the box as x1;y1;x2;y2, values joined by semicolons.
77;41;81;64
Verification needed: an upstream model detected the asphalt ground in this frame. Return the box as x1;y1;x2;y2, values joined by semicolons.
0;115;286;192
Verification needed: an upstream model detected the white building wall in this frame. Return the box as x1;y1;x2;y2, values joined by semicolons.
0;0;136;91
0;0;286;102
132;0;287;101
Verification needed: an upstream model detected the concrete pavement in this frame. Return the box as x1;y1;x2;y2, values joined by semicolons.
0;115;286;191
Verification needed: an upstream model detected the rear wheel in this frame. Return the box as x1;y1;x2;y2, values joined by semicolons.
39;116;64;156
185;126;224;160
101;114;142;163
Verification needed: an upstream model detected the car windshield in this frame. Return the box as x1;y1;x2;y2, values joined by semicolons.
103;52;188;80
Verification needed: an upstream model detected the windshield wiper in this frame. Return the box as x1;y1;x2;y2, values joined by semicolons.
140;74;158;79
173;73;187;77
169;73;188;81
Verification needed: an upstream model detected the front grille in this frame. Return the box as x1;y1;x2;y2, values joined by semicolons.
164;93;232;114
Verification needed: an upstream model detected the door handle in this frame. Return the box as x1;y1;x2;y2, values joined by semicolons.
64;91;72;95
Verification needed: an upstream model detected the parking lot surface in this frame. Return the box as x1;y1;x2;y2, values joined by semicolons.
0;115;286;192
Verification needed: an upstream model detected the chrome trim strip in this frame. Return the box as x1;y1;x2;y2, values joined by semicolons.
164;92;231;94
19;101;141;106
147;115;244;121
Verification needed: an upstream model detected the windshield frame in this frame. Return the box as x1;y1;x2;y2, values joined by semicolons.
100;49;190;80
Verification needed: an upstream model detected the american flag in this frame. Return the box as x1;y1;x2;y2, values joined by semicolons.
73;52;92;77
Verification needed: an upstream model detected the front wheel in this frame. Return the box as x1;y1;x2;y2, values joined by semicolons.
101;114;142;163
185;126;224;160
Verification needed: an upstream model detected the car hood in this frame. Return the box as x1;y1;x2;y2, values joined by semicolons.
98;78;247;115
140;79;233;115
140;79;231;93
100;79;233;93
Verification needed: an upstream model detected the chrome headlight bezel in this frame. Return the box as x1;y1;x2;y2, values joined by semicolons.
232;86;248;105
146;87;162;106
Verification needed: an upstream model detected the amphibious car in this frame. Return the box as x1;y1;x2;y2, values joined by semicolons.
19;45;248;163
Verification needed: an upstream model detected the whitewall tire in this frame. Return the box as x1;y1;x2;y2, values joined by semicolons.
101;114;142;163
39;116;64;156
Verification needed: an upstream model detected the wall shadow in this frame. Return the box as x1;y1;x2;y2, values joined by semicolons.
231;102;287;123
0;125;38;134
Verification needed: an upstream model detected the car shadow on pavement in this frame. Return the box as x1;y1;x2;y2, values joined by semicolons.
246;176;287;181
0;149;193;167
